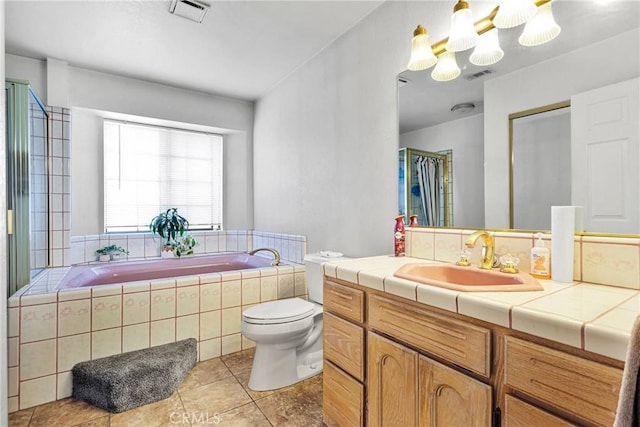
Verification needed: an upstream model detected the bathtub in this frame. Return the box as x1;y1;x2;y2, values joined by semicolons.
58;253;274;288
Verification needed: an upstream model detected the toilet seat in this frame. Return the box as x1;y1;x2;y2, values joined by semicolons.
242;298;316;324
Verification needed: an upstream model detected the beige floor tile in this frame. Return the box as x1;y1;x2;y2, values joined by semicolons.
180;376;252;416
72;416;110;427
255;373;323;427
205;402;271;427
8;408;34;427
109;393;186;427
179;357;233;392
29;398;109;427
220;348;255;375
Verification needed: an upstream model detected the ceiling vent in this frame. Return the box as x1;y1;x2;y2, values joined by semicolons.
169;0;210;23
465;69;494;81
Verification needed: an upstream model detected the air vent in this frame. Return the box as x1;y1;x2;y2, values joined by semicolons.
169;0;210;23
398;76;410;87
465;69;494;81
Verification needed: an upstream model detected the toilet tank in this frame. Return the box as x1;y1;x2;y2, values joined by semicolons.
304;252;350;304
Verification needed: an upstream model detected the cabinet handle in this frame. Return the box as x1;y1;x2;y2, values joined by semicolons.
329;289;353;300
7;210;13;235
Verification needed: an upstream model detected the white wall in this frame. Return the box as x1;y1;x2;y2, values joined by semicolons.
400;114;485;228
253;2;437;257
5;53;46;100
1;2;9;424
484;28;640;228
5;55;255;235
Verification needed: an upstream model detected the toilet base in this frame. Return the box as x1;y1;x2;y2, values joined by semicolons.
247;345;323;391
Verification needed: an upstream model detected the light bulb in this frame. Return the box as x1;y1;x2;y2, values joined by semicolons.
407;25;438;71
519;2;561;46
493;0;537;29
470;28;504;66
431;51;461;82
445;0;479;52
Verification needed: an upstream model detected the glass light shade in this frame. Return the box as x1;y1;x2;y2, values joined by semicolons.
431;51;461;82
445;2;479;52
519;2;561;46
493;0;537;29
470;28;504;66
407;25;438;71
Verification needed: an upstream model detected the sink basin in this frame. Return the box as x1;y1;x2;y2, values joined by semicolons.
393;263;544;292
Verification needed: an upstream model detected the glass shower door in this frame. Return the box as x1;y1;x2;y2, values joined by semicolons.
5;80;49;295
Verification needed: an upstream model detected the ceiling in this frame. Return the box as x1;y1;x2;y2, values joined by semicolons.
399;0;640;133
5;0;384;101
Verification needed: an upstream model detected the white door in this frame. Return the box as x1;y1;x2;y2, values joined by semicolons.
571;78;640;234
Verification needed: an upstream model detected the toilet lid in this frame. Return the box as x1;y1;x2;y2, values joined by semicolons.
243;298;316;324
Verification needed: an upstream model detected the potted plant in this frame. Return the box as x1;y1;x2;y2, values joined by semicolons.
95;245;129;262
149;208;189;258
174;234;198;257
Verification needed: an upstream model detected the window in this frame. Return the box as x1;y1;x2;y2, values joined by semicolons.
103;120;223;233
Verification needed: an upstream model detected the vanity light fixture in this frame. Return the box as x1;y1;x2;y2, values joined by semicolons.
446;0;480;52
493;0;537;29
518;2;561;46
407;25;438;71
432;51;461;82
470;28;504;66
407;0;561;82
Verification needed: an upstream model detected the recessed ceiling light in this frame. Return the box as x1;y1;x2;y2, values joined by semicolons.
451;102;475;114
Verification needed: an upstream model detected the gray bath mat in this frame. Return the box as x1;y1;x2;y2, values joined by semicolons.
72;338;197;413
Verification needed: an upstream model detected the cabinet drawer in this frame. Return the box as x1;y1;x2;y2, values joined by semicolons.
324;312;365;381
323;361;364;427
324;280;365;323
504;395;575;427
368;294;491;377
505;337;622;427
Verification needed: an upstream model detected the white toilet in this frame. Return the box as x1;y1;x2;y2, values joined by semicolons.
241;251;348;391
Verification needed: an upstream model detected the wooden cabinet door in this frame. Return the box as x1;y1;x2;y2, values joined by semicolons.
419;356;492;427
367;332;418;427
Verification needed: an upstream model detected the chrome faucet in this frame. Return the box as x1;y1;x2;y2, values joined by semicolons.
465;230;495;270
248;248;281;266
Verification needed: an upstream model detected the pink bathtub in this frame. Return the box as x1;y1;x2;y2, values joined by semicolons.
59;253;274;288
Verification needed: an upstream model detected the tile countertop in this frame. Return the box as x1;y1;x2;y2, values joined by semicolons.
322;255;640;362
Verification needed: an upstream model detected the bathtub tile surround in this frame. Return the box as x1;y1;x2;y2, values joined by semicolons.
47;107;72;268
405;227;640;290
70;229;307;266
8;231;308;412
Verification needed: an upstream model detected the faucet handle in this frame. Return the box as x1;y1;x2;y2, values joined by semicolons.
455;249;472;267
499;253;520;273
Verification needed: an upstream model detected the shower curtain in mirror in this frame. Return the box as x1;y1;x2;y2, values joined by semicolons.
416;155;444;227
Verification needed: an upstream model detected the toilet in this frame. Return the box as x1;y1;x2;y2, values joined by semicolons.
241;251;348;391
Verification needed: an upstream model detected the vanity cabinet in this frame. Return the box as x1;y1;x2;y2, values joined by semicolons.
322;277;623;427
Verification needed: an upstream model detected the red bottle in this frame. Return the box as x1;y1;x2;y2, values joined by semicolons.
409;214;419;227
394;215;405;257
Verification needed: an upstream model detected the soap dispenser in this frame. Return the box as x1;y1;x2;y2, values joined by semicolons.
531;233;550;279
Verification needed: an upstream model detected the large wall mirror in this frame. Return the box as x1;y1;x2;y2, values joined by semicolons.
398;0;640;234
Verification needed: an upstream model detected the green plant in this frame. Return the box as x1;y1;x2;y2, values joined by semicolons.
174;234;198;257
95;244;129;255
149;208;189;246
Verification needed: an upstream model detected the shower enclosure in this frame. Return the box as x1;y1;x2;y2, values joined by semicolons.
5;80;49;295
399;147;453;227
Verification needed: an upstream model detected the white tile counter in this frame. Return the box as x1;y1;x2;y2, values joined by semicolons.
323;255;639;361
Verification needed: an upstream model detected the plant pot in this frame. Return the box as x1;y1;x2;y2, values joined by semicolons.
161;246;175;259
110;253;121;261
98;254;110;262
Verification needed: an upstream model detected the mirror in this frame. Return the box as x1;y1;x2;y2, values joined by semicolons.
510;102;571;230
399;1;640;233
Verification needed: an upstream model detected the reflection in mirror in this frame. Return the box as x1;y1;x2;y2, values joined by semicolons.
399;148;452;227
510;102;570;230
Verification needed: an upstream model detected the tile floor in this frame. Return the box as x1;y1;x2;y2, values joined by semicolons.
8;348;324;426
